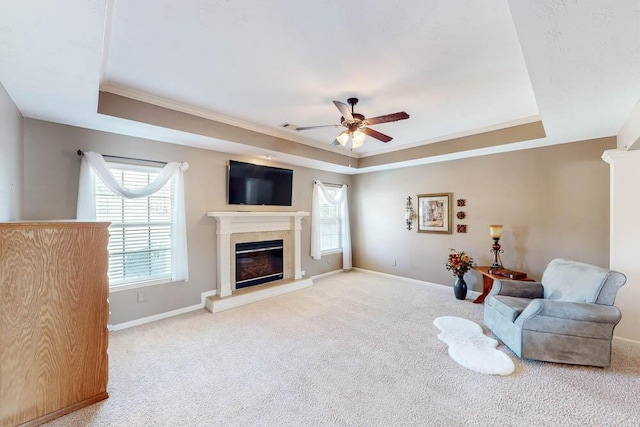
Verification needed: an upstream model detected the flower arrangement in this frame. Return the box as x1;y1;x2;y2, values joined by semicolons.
445;249;475;277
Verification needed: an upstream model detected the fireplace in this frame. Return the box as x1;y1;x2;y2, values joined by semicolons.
206;211;312;313
207;211;309;298
235;239;284;289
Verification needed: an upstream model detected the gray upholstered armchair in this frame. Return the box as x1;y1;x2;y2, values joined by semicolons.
484;258;626;367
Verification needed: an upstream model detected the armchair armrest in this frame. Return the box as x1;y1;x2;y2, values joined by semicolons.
490;279;544;299
516;299;622;327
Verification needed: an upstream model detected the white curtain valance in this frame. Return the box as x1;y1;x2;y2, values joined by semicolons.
311;181;352;271
80;151;189;199
76;151;190;282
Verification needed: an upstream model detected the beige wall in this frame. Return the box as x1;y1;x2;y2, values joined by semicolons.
20;118;625;336
22;119;350;325
0;81;23;221
604;149;640;342
351;137;615;294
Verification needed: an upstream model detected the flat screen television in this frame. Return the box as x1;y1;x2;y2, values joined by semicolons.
228;160;293;206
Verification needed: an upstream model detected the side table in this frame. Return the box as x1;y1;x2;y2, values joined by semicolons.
471;266;535;304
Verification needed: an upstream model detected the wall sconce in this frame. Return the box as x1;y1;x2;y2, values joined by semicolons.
405;196;415;230
489;225;504;268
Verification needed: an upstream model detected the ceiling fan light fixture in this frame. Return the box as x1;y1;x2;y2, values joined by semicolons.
352;130;366;148
336;130;350;146
289;98;408;148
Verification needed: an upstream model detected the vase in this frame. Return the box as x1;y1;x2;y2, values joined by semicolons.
454;275;467;300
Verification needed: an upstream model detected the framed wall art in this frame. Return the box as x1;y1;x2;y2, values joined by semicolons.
417;193;452;234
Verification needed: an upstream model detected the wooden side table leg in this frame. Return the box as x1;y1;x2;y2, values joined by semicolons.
473;276;493;304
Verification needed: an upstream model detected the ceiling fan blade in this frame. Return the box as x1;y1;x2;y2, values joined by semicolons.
363;112;410;126
361;127;393;143
333;101;354;121
295;124;342;131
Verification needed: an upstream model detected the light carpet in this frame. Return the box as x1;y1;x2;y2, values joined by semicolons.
46;271;640;426
434;316;515;376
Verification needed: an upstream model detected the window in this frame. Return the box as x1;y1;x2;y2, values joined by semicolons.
94;163;174;287
319;185;342;253
310;181;351;268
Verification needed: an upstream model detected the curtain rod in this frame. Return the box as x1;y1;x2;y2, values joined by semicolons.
314;180;348;187
77;150;167;165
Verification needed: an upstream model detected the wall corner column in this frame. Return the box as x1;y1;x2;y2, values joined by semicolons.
292;214;305;279
215;218;232;297
601;149;640;344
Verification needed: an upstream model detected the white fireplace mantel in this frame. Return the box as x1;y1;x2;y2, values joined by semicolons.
207;211;310;297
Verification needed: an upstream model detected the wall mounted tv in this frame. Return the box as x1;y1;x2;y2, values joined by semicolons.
228;160;293;206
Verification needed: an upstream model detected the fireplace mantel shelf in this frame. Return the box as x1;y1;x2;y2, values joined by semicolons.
207;211;309;218
206;211;309;235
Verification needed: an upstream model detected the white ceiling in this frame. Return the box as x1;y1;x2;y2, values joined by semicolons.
1;0;639;173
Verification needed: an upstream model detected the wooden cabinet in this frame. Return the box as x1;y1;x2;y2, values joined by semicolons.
0;222;110;426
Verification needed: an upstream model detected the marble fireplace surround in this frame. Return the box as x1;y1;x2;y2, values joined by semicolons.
206;211;310;299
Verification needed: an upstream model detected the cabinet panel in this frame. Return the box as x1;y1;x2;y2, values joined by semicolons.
0;222;109;427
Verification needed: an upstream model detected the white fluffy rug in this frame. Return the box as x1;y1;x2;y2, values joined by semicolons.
434;316;515;376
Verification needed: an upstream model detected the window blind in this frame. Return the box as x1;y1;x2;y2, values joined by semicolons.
95;164;174;286
319;186;342;252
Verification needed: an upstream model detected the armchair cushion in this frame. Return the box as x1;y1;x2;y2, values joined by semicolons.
515;299;622;340
517;299;623;324
487;296;531;322
541;258;609;303
491;279;544;299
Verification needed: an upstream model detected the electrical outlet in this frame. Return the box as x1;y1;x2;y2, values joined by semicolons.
137;292;144;303
393;260;397;267
327;258;331;264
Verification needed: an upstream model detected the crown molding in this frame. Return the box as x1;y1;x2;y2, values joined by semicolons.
358;115;542;158
98;85;543;162
602;148;640;164
99;84;359;159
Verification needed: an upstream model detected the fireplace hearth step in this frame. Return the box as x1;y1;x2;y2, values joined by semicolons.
205;277;313;314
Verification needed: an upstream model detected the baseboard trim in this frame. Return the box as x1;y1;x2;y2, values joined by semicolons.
352;267;445;288
20;392;109;427
352;268;480;299
200;290;217;306
109;288;218;332
613;335;640;346
311;269;343;280
109;303;204;331
205;278;313;313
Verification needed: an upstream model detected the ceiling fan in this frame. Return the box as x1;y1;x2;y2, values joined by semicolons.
283;98;409;149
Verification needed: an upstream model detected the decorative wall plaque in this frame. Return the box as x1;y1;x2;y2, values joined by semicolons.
457;199;466;207
456;211;466;220
457;224;467;233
